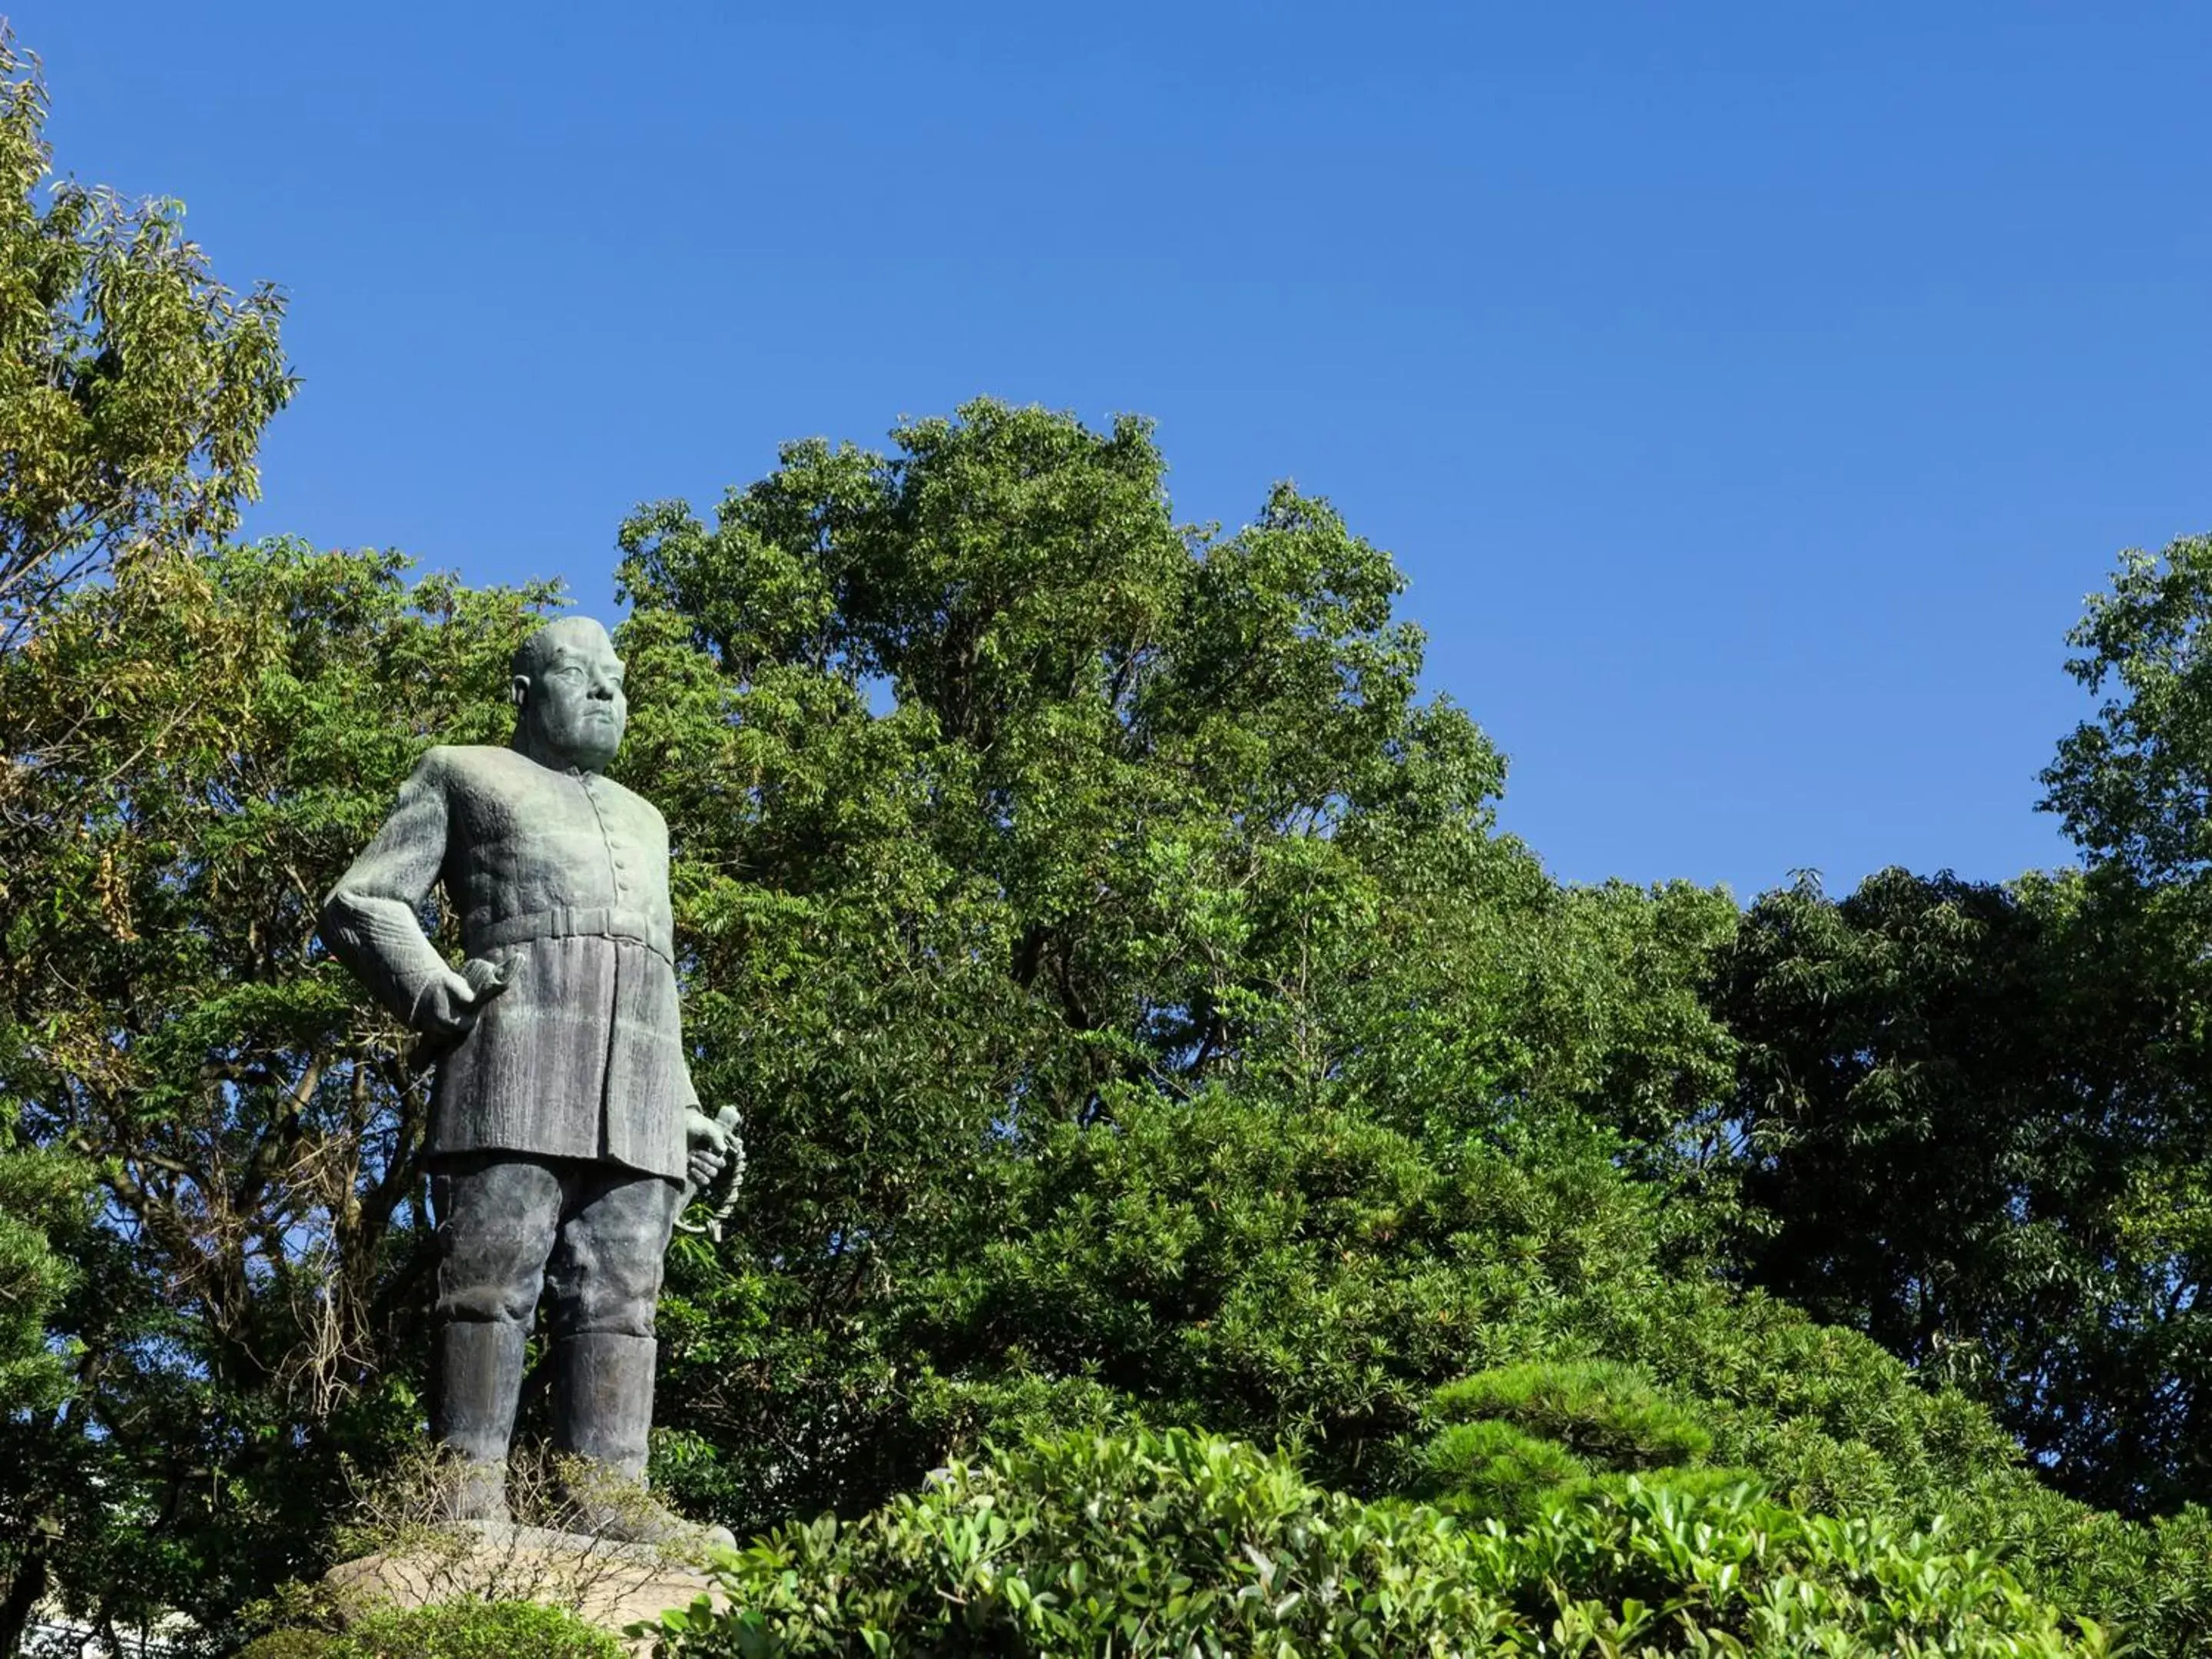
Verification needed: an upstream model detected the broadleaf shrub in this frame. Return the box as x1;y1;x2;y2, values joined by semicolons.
639;1428;2108;1657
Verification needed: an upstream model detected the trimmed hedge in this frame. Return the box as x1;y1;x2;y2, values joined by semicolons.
237;1601;622;1659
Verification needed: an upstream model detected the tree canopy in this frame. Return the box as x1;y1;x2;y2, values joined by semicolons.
0;31;290;647
1714;866;2212;1515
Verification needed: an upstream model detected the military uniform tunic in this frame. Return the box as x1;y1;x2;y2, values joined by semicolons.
321;743;695;1181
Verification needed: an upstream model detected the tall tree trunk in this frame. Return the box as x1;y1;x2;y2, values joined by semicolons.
0;1550;48;1658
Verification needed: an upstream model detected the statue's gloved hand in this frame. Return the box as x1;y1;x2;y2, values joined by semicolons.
412;958;509;1058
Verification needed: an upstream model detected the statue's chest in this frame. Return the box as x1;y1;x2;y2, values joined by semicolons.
449;765;665;903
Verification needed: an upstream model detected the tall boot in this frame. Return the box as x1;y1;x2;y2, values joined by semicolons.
551;1333;727;1548
551;1331;654;1480
432;1318;524;1525
551;1332;655;1532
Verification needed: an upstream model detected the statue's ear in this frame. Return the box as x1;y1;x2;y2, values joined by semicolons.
511;674;531;710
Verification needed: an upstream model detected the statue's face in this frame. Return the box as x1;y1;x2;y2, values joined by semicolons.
518;622;627;771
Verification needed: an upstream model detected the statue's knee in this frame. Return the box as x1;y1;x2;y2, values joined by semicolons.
552;1261;662;1338
568;1305;657;1340
437;1280;542;1326
436;1232;548;1324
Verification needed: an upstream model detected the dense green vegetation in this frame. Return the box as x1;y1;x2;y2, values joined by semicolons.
641;1429;2111;1657
5;27;2212;1658
236;1601;621;1659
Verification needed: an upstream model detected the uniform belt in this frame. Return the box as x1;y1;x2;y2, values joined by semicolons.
467;906;671;962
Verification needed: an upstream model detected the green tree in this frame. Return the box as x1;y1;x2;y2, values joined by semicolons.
612;402;1743;1529
1410;1359;1718;1525
0;29;290;645
0;1106;82;1415
614;402;2212;1651
0;545;559;1651
1711;866;2212;1516
0;31;288;1652
5;296;2207;1651
2043;532;2212;895
1687;533;2212;1528
5;396;2210;1654
240;1601;624;1659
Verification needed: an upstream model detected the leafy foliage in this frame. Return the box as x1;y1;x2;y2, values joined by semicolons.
1430;1363;1714;1472
1713;866;2212;1515
0;544;561;1647
1408;1362;1718;1522
0;34;290;1651
4;399;2210;1655
2043;532;2212;891
0;28;290;644
1414;1419;1595;1525
234;1632;346;1659
0;1100;85;1414
0;396;2206;1654
239;1601;621;1659
641;1427;2108;1658
613;402;1746;1535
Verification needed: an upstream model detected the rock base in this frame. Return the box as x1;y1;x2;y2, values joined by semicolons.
326;1520;724;1655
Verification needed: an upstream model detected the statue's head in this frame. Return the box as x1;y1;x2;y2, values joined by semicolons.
511;616;627;772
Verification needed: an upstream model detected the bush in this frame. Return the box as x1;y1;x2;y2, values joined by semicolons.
339;1601;624;1659
1412;1419;1589;1523
235;1631;340;1659
1429;1360;1713;1469
236;1601;624;1659
1408;1360;1716;1522
640;1427;2108;1657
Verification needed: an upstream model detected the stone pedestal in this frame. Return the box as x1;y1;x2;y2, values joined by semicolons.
326;1521;724;1656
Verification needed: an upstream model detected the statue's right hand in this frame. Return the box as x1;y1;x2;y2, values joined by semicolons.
420;958;509;1041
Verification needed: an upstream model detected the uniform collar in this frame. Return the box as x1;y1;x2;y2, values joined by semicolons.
512;731;604;778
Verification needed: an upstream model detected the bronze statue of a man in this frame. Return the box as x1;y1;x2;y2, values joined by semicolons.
320;616;735;1538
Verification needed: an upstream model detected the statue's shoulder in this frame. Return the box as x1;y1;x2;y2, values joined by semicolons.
412;743;514;779
410;744;543;801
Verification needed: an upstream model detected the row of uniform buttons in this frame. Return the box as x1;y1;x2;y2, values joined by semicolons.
571;768;637;905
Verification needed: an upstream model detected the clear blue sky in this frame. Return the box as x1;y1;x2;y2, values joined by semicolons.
21;4;2212;896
